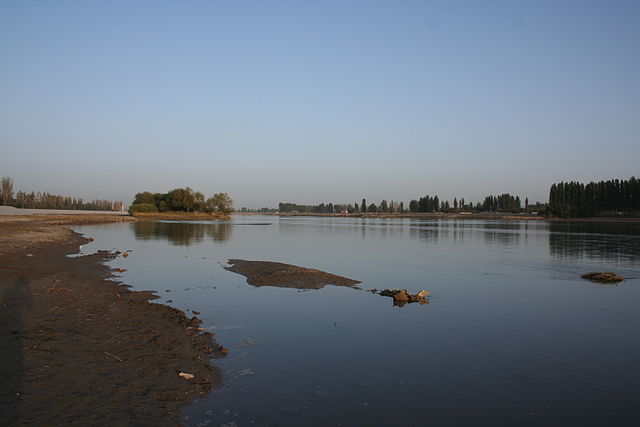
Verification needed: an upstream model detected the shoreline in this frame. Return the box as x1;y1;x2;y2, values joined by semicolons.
131;212;230;221
235;211;640;223
0;215;224;426
0;207;230;222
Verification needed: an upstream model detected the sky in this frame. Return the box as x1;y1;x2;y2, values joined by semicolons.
1;0;639;208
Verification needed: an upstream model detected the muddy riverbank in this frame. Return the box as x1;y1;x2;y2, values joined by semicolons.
0;215;223;426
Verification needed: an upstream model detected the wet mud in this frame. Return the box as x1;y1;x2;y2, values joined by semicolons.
224;259;361;290
0;216;223;426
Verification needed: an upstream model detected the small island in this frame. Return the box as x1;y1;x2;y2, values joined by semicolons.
129;188;233;220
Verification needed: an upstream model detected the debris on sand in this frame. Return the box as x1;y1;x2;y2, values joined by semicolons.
224;259;361;290
179;372;195;380
581;272;625;284
378;289;430;307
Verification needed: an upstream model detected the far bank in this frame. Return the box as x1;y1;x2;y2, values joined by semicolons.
235;211;640;223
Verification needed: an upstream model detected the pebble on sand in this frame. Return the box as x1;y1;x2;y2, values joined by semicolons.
178;372;195;380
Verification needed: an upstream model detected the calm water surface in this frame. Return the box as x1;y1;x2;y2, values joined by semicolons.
75;217;640;426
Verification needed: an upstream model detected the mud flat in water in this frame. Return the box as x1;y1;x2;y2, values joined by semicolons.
224;259;361;290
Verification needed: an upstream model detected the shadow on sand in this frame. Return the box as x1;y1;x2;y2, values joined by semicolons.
0;276;31;424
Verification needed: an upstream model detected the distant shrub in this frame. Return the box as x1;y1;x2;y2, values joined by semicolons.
129;203;158;213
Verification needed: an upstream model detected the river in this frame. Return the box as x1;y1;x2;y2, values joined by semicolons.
75;216;640;426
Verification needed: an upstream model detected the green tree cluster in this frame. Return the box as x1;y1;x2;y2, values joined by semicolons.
407;193;526;213
207;193;234;214
279;192;538;216
481;194;521;212
548;177;640;217
279;202;359;213
131;188;233;214
239;207;278;212
409;195;440;212
278;199;409;214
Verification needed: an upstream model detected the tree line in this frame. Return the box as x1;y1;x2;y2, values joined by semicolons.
239;207;278;213
279;177;638;217
279;200;405;214
1;176;123;211
279;193;538;214
130;188;233;214
548;177;640;217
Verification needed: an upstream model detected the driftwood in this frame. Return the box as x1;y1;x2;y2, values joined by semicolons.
104;351;123;362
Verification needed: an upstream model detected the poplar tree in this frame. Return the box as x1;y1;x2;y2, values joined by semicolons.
1;176;14;205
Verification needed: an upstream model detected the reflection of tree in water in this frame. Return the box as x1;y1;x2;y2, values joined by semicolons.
408;223;440;243
206;222;232;242
451;220;465;243
483;229;521;247
549;222;640;262
132;222;232;245
408;220;526;247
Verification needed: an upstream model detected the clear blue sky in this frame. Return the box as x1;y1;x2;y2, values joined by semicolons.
1;0;639;208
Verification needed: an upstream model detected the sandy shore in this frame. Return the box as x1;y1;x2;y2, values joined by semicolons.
0;215;224;426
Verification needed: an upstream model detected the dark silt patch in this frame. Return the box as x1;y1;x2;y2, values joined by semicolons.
224;259;361;290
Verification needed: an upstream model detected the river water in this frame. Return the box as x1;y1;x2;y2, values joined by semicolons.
75;216;640;426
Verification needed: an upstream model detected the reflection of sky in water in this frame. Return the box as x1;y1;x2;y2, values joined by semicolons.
74;217;640;426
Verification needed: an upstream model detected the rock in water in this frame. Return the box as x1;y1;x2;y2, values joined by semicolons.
581;272;624;284
378;289;430;306
417;290;430;299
